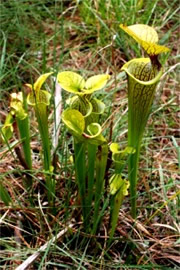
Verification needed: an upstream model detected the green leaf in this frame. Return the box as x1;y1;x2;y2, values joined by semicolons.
88;134;106;146
91;98;105;114
0;182;11;206
70;96;93;117
109;174;129;241
110;174;129;196
110;143;136;155
1;124;13;141
12;106;27;120
27;90;51;106
110;143;121;153
137;0;144;10
38;90;51;105
10;92;27;120
57;71;85;93
1;113;14;141
34;72;53;92
27;91;36;106
122;57;164;218
62;109;85;137
120;24;170;55
87;123;102;138
84;99;105;126
85;123;106;145
127;24;159;43
123;146;136;154
83;74;110;93
121;58;162;85
122;58;162;142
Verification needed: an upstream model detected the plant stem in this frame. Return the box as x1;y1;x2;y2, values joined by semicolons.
92;143;108;234
74;141;87;230
17;117;32;170
109;189;124;242
128;84;142;218
86;144;97;227
35;104;54;205
128;141;141;218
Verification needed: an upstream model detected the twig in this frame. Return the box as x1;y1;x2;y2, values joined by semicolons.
15;223;74;270
161;63;180;79
52;77;62;154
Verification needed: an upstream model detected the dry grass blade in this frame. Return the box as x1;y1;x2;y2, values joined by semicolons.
152;223;180;233
15;223;74;270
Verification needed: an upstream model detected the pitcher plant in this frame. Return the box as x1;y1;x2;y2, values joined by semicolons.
26;72;55;205
1;92;32;188
120;24;170;217
58;71;110;232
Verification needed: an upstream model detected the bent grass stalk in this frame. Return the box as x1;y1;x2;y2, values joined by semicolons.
120;24;170;217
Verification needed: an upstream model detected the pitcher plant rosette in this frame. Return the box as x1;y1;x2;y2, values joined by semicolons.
0;22;171;238
57;71;110;232
120;24;170;217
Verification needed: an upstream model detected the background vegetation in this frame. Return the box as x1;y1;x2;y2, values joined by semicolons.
0;0;179;269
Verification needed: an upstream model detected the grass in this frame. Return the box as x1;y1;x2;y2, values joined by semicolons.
0;0;179;269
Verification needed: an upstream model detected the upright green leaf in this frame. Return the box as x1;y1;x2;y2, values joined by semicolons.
122;58;163;217
1;113;14;141
26;72;54;206
34;72;53;92
109;174;129;241
0;182;11;206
